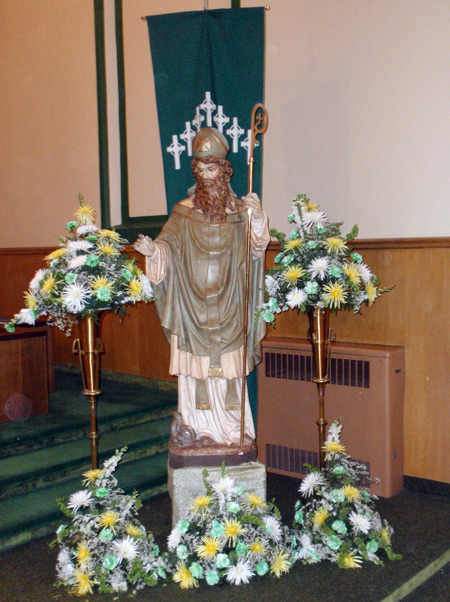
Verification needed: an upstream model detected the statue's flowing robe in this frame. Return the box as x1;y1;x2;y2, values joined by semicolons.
145;203;269;445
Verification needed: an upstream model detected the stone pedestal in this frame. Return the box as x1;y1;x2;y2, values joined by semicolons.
168;461;267;527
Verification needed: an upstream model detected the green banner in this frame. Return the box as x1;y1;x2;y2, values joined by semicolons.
146;8;265;214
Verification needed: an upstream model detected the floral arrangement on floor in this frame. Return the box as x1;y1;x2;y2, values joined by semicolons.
292;422;402;568
259;194;391;325
4;195;153;335
164;466;295;588
52;448;167;595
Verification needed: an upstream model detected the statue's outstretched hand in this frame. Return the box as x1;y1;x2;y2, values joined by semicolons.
242;192;263;219
134;234;156;257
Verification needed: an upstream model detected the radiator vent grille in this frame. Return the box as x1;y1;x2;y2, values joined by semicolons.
266;443;371;484
264;352;371;388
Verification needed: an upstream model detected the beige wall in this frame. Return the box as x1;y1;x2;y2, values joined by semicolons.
0;0;99;248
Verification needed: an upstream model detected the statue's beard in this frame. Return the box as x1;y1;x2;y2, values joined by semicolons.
193;177;235;222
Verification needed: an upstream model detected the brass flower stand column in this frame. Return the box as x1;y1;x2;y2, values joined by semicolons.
308;307;333;468
73;315;104;469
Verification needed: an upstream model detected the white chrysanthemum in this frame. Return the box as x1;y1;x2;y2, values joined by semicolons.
327;421;343;441
212;476;236;501
61;283;91;313
299;471;326;497
76;224;98;236
286;287;307;309
67;490;93;513
302;210;328;230
68;255;87;269
139;273;154;298
296;533;315;560
29;269;47;293
110;574;128;593
167;528;182;551
56;548;75;580
113;536;139;563
16;308;36;325
349;511;371;534
307;257;330;280
66;240;94;254
262;516;282;542
357;262;372;284
225;559;255;585
265;274;279;296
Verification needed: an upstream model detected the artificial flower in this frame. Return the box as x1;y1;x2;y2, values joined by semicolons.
299;471;325;498
225;559;254;585
66;490;93;513
173;562;198;589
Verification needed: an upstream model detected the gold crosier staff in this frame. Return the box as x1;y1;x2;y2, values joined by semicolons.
240;103;269;446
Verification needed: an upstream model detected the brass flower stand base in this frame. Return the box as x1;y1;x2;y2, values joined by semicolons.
308;307;334;468
73;315;104;469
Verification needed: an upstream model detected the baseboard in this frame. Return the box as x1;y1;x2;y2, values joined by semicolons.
404;475;450;497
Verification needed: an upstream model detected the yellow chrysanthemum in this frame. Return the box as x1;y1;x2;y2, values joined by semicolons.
270;550;291;577
341;485;361;503
24;291;38;310
343;263;361;286
196;536;220;559
76;543;90;566
313;507;329;528
380;527;391;545
282;265;305;284
97;241;119;256
284;238;302;252
224;518;246;544
246;493;266;510
304;201;319;212
126;524;143;538
98;228;121;242
73;570;96;595
75;203;96;225
97;510;120;532
323;282;347;309
91;275;113;292
343;551;363;569
41;276;57;295
324;237;348;255
248;540;267;556
322;440;347;458
45;247;67;261
173;563;198;589
189;495;212;515
126;278;143;300
82;469;102;485
366;282;377;306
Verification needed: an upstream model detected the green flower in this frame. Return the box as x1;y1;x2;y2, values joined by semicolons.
65;221;78;232
274;253;284;264
102;555;118;570
327;534;342;550
316;226;327;234
95;487;109;498
153;544;160;555
85;254;100;267
96;287;111;302
294;510;303;523
64;273;76;284
268;298;279;311
50;259;60;268
287;214;295;223
330;489;345;503
256;561;269;576
281;255;294;266
210;521;224;537
189;562;203;578
289;230;299;239
333;465;346;475
262;311;275;324
226;502;240;514
176;544;189;560
121;268;133;282
351;252;363;263
4;323;15;333
332;520;347;535
98;528;113;542
157;566;166;578
307;240;318;249
235;486;245;496
236;542;248;556
177;519;190;533
367;540;379;554
310;550;321;563
86;235;98;242
328;265;342;278
305;281;319;295
205;570;220;585
216;553;230;569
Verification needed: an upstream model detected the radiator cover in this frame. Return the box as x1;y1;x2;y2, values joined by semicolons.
257;337;405;497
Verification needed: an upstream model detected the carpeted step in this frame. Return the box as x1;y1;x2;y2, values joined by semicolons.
0;416;172;500
0;450;170;553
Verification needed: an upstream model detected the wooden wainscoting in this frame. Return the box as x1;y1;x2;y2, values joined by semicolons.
265;238;450;485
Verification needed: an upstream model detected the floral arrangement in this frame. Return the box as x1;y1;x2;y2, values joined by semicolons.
5;195;153;335
292;422;402;568
259;194;391;325
164;466;295;588
52;448;166;595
